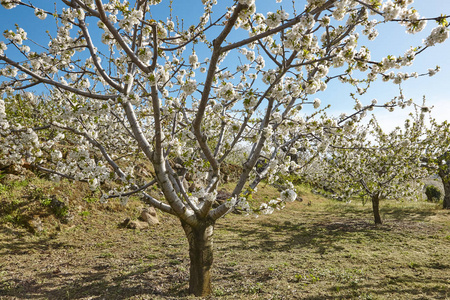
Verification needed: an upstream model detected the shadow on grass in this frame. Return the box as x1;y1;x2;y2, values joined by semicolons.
302;274;450;300
326;200;438;223
0;269;170;299
0;200;445;299
0;228;190;299
0;228;72;255
0;254;189;299
381;205;438;221
218;201;442;255
217;217;385;254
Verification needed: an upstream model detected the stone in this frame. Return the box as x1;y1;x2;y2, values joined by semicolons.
7;164;25;175
120;218;150;230
119;217;132;228
28;216;44;234
0;174;24;184
127;220;149;230
140;207;159;225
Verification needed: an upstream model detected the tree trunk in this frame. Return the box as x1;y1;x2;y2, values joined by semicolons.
371;194;382;225
182;222;214;296
441;178;450;209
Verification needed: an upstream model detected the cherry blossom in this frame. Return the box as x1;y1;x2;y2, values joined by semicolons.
0;0;448;296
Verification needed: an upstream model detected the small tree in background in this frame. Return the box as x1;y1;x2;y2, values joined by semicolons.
309;112;428;224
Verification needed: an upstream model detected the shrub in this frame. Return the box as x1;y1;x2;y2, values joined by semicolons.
425;185;442;202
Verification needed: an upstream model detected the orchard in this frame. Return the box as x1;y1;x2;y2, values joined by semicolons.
0;0;449;296
308;109;430;225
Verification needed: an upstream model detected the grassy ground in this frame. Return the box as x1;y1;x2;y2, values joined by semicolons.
0;176;449;299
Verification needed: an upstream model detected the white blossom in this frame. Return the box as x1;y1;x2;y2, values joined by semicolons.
281;189;297;202
313;98;321;109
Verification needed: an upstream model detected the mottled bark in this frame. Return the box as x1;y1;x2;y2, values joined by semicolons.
441;177;450;209
182;222;214;296
371;193;382;224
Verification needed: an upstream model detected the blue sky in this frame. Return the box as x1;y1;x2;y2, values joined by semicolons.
315;0;450;130
1;0;449;131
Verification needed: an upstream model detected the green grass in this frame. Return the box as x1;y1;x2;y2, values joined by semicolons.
0;177;449;299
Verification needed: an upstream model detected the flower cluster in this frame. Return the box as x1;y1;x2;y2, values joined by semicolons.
34;8;46;20
3;27;27;45
281;189;297;202
216;82;236;101
424;25;450;47
0;0;17;9
181;79;197;95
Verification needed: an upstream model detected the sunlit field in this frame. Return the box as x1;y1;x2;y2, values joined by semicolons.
1;177;448;299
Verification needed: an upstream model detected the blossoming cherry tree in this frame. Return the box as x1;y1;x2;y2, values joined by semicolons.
0;0;448;296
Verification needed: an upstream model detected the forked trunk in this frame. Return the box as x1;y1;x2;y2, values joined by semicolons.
182;222;214;296
371;193;382;225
